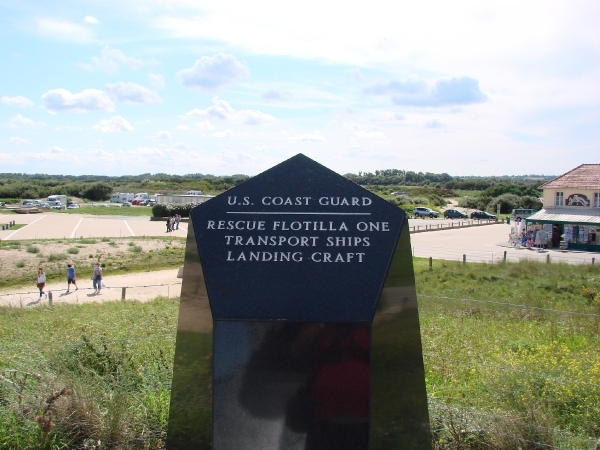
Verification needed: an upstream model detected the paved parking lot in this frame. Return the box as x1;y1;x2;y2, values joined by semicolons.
0;213;188;240
1;212;597;265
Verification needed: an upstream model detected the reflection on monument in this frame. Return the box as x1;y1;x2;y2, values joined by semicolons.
213;322;370;450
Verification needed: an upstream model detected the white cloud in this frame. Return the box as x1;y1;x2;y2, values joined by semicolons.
93;116;133;132
364;76;487;107
218;149;268;166
213;129;233;138
176;53;249;92
425;120;445;128
84;16;99;24
8;137;32;145
8;114;45;129
155;130;171;139
176;124;189;130
236;110;276;125
262;90;292;101
105;82;162;105
292;131;325;142
149;74;165;88
35;17;93;42
49;145;67;153
173;141;191;149
181;97;275;125
41;88;114;113
355;130;386;139
80;46;144;73
196;121;214;130
1;96;34;107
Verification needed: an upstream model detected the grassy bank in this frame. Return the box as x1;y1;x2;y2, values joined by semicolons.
0;236;185;289
54;206;153;217
1;260;599;448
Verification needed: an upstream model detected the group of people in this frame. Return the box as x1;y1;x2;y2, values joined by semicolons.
166;214;181;232
36;262;104;300
508;228;548;250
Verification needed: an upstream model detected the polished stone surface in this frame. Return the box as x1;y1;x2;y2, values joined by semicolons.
190;155;404;322
167;154;430;449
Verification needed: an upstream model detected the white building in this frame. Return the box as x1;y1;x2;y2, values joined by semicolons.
155;194;214;205
526;164;600;251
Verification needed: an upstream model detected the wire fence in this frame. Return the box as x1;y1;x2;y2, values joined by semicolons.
413;244;598;265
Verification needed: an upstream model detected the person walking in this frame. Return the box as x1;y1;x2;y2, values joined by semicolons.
92;263;103;294
66;263;78;292
37;268;47;300
166;216;171;233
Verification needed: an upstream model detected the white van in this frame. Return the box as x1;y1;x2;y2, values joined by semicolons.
511;209;538;222
186;190;202;195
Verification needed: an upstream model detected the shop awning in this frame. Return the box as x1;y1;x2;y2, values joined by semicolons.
526;208;600;226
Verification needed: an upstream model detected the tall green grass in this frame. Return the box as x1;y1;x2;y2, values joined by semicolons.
0;260;598;448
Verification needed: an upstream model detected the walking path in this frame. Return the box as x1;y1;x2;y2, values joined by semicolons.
0;269;182;308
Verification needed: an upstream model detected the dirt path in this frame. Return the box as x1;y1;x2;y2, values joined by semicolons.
0;268;182;308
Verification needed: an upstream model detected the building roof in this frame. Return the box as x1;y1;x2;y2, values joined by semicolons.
526;208;600;225
540;164;600;189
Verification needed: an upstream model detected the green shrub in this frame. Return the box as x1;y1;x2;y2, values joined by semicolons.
152;202;197;218
129;245;143;253
26;245;39;254
15;261;25;268
67;247;79;254
48;252;68;262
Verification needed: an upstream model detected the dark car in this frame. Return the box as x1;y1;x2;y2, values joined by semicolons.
470;211;497;220
443;209;468;219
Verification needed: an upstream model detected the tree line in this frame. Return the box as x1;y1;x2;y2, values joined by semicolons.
0;170;553;202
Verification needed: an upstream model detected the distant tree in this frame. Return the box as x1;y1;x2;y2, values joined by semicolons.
81;182;113;200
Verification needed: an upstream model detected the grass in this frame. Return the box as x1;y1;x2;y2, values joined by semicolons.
1;223;26;230
53;206;152;217
0;259;598;448
0;297;177;449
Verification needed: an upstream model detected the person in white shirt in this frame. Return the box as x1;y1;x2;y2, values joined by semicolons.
37;268;46;299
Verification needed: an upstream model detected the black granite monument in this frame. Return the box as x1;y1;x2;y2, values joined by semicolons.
167;154;431;449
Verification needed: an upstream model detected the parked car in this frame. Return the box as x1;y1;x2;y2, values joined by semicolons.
67;203;80;209
122;202;131;207
443;209;468;219
511;208;538;222
470;211;497;220
52;203;66;210
0;201;5;207
147;199;156;206
413;207;439;218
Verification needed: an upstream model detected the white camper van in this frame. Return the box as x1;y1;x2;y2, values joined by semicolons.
110;193;134;203
186;190;202;195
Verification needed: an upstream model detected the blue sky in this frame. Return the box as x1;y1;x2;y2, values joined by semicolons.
0;0;598;176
